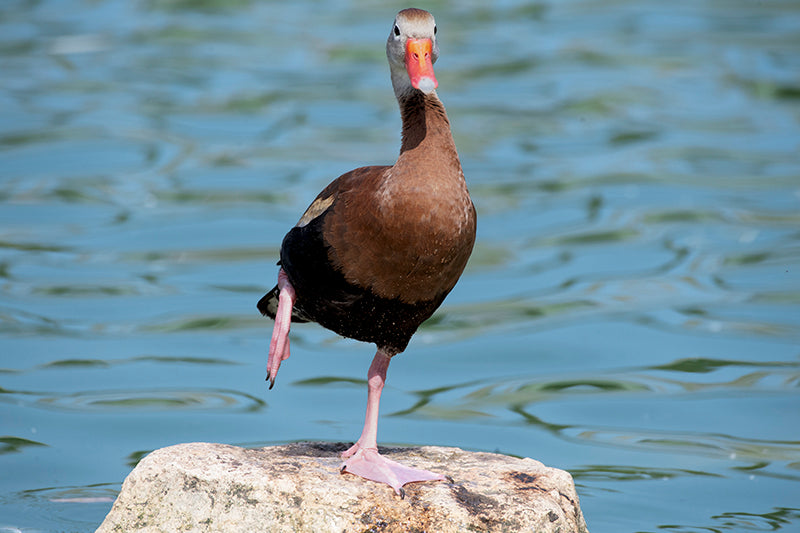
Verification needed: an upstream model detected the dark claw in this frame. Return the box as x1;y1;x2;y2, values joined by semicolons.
399;488;405;499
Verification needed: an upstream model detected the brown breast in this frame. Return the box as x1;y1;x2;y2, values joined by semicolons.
323;92;476;304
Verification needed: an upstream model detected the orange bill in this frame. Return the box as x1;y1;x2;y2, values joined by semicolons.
405;38;438;93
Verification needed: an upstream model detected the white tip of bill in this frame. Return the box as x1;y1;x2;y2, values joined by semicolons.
416;77;437;94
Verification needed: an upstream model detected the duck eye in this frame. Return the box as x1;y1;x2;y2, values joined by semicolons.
433;25;437;35
393;24;400;36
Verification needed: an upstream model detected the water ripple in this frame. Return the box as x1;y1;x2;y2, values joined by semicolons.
34;388;265;413
19;484;118;506
566;428;800;470
0;436;48;455
1;0;799;531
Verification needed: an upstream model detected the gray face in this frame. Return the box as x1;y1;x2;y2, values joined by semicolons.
386;8;440;94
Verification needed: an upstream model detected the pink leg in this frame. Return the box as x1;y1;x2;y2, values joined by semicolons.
267;269;295;389
340;349;446;497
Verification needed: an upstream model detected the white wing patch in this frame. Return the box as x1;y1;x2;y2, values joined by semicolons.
296;195;334;228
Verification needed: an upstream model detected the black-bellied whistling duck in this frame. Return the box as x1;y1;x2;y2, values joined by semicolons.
257;8;476;497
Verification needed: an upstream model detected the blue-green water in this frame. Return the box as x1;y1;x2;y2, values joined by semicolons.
2;1;799;531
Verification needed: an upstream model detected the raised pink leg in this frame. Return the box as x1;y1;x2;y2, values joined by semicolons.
340;349;446;497
267;269;295;389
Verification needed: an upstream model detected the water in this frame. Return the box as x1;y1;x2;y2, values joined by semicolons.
1;0;799;531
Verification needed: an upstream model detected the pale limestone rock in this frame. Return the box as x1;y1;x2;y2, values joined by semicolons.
96;442;589;533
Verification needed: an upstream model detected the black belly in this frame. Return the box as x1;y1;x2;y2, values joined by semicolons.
258;215;448;355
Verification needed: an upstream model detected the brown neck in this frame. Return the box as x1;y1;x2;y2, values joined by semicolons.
397;91;459;164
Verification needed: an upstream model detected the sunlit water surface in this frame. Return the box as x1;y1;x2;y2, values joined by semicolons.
1;1;799;531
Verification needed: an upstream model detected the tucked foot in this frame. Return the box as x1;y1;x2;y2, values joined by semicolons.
340;444;446;497
266;269;296;389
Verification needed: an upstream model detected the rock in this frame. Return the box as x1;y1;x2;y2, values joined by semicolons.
96;442;589;533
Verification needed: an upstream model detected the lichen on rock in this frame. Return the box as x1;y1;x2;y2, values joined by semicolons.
96;442;589;533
